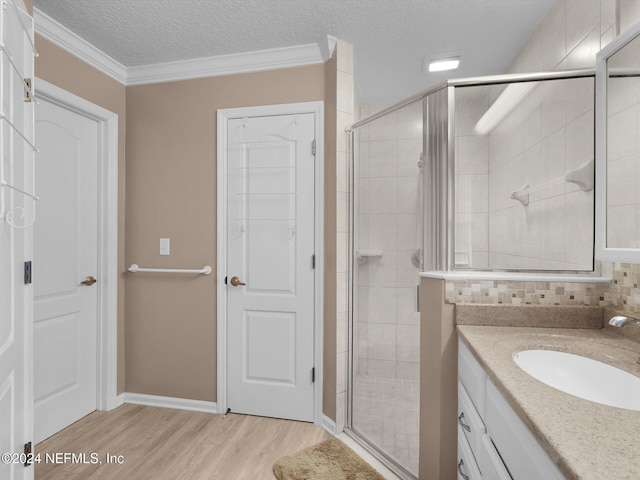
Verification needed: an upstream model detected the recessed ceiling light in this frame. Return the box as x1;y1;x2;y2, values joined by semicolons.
428;58;460;72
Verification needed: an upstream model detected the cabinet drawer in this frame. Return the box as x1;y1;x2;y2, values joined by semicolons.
457;425;482;480
458;382;485;459
458;339;487;416
485;379;565;480
476;434;512;480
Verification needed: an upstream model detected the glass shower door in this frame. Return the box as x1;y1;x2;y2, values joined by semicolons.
348;101;423;478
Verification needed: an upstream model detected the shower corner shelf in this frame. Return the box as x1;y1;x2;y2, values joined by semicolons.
356;249;383;264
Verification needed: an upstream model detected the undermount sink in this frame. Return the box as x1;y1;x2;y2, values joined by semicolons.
513;349;640;411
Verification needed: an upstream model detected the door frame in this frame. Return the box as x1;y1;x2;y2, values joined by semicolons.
216;101;324;425
35;78;119;411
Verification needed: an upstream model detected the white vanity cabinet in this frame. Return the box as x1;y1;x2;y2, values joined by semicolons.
458;339;565;480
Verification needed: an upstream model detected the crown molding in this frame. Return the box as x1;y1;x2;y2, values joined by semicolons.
34;8;329;87
126;43;325;86
34;7;128;85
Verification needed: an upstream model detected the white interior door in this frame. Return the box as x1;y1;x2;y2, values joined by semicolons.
0;1;35;478
227;113;316;422
33;98;98;443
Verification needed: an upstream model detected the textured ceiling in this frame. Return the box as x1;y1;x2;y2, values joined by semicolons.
34;0;556;103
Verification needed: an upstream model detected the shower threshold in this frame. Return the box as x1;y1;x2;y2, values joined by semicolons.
342;427;417;480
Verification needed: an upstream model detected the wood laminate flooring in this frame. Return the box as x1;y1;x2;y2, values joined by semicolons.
35;404;331;480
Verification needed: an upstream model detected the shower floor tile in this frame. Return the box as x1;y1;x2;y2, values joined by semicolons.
351;375;419;476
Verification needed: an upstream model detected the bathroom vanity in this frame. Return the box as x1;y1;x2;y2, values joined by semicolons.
457;325;640;479
457;338;563;479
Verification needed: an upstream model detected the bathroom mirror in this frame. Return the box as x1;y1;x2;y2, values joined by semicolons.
596;18;640;262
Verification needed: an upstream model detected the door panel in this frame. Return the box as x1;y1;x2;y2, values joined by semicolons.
0;2;35;478
33;314;78;401
227;113;315;421
34;99;98;443
245;311;296;384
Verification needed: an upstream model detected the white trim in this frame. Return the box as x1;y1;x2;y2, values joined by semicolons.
34;8;330;87
114;393;126;408
123;393;217;414
595;17;640;263
321;415;337;435
127;43;324;86
34;8;127;85
216;111;229;416
420;271;612;283
35;78;120;412
216;101;324;424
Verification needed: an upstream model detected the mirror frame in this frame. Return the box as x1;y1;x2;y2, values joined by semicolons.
595;18;640;262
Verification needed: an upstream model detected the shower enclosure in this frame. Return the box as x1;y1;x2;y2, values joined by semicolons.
346;69;595;479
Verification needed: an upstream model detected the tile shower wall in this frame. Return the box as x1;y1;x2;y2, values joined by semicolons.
497;0;640;298
499;0;615;270
455;0;640;271
455;88;490;268
355;101;423;382
484;75;595;270
455;76;594;271
448;1;640;308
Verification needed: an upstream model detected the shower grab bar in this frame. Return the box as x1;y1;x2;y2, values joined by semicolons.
510;159;594;206
128;263;212;275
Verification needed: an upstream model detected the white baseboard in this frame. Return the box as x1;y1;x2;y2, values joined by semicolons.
114;393;126;408
321;414;337;435
123;393;218;414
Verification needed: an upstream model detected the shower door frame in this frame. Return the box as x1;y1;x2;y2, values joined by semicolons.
344;95;432;480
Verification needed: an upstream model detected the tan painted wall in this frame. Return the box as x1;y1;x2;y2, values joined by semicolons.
418;277;457;479
125;64;332;401
34;31;337;405
34;36;128;395
323;53;338;422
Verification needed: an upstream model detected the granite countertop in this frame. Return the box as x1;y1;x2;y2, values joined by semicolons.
458;325;640;480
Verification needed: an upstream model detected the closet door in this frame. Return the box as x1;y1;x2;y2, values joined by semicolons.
226;113;316;422
0;1;35;479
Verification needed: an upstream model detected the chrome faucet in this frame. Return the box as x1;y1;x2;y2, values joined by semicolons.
609;315;640;327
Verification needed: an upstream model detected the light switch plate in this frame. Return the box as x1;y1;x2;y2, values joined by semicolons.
160;238;170;255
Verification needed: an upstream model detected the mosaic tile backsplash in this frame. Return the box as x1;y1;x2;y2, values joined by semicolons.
444;262;640;309
609;263;640;313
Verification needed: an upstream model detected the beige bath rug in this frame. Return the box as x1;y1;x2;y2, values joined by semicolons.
273;437;386;480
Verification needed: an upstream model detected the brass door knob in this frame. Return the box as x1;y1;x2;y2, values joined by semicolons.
80;276;97;286
230;276;246;287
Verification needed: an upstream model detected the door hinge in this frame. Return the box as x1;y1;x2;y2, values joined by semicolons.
311;139;316;156
24;261;32;284
24;442;32;467
24;78;32;103
311;367;315;383
311;254;315;269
